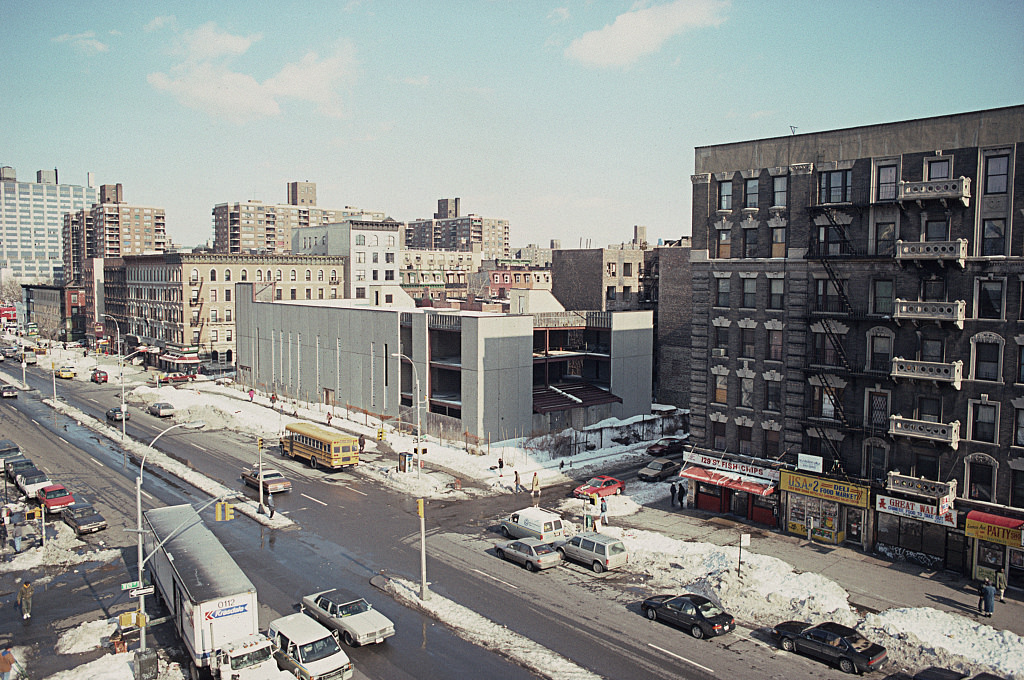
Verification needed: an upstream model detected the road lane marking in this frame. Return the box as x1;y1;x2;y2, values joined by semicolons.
471;568;519;589
301;493;328;506
89;457;103;467
647;643;715;674
347;486;367;496
193;445;208;452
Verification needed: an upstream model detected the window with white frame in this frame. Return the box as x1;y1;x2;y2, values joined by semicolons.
1014;406;1024;447
983;154;1009;194
715;277;730;307
973;339;1001;381
717;229;731;258
876;164;897;201
211;329;218;342
868;332;893;372
772;176;787;207
742;278;756;307
927;158;950;180
745;178;758;208
966;455;996;502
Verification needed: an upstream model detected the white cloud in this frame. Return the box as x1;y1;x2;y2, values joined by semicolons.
548;7;570;22
52;31;109;54
403;75;430;87
148;23;357;124
565;0;728;68
144;15;175;32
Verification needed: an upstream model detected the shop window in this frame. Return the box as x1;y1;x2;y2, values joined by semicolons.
738;426;752;454
768;329;783;361
714;375;728;404
717;230;731;258
766;381;782;411
741;378;753;408
982;219;1005;257
973;341;1001;381
768;279;784;309
772;176;787;207
712;421;726;450
918;396;941;423
978;541;1004;571
968;459;995;502
715;277;730;307
876;512;899;546
741;328;755;357
718;181;733;210
740;278;755;307
970;402;998;443
771;227;786;257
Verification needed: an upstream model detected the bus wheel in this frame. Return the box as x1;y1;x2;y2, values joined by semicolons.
309;457;318;469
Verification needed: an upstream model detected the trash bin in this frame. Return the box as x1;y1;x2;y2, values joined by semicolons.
399;453;413;472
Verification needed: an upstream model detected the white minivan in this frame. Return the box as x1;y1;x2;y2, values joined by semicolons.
268;613;353;680
500;507;566;542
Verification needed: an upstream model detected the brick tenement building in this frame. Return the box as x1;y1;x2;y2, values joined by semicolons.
687;106;1024;583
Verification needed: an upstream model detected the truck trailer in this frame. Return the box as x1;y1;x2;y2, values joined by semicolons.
144;504;288;680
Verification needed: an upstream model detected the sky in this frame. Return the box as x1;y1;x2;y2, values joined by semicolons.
3;344;1022;679
2;0;1022;251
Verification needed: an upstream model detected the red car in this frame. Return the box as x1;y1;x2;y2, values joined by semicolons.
91;370;108;383
573;475;625;499
157;372;193;385
38;483;75;514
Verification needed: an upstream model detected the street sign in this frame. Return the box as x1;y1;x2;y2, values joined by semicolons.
129;586;155;598
121;580;141;591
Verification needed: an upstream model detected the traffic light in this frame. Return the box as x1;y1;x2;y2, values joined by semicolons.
417;498;424;518
215;502;235;521
225;503;234;521
589;493;598;506
25;509;41;521
257;437;264;450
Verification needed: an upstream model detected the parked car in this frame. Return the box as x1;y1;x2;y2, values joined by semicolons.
38;483;75;514
6;457;35;482
55;366;76;379
148;402;176;417
17;469;52;498
300;589;396;647
91;369;108;383
1;384;18;398
641;594;735;639
0;439;22;461
157;372;193;385
61;502;108;535
241;467;292;494
646;436;688;457
772;620;888;675
494;537;562;572
573;475;625;499
2;346;19;358
106;406;129;421
555;532;628;573
637;457;682;482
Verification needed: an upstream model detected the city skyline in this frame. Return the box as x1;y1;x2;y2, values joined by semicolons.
3;0;1022;250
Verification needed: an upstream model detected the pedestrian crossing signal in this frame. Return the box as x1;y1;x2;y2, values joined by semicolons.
215;502;235;521
589;494;598;506
25;509;41;520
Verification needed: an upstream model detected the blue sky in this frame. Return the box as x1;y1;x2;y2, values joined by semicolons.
2;1;1022;249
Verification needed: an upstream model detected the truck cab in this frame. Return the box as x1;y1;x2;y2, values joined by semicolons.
213;634;291;680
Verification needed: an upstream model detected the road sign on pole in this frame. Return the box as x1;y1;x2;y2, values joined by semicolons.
129;586;155;598
121;580;141;591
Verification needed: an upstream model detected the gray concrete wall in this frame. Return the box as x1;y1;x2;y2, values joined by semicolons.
608;310;654;419
461;314;534;441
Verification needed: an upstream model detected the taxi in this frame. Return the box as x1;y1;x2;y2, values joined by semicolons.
56;366;76;379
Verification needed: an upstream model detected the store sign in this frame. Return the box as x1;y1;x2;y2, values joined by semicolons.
937;493;954;516
965;516;1023;548
683;451;779;481
797;454;822;473
876;495;956;527
780;471;869;508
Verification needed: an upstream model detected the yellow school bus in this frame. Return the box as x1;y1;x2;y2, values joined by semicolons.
280;423;359;470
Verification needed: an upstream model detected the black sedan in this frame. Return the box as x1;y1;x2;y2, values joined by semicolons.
772;620;887;674
646;436;688;457
61;503;108;535
1;384;17;398
641;594;735;639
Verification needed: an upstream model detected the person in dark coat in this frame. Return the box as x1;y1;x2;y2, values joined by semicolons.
498;457;504;478
18;581;33;619
995;567;1007;603
980;578;996;617
670;482;678;507
266;491;275;519
358;434;366;453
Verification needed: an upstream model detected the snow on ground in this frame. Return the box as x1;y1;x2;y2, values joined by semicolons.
0;521;120;578
55;619;119;654
11;341;1023;680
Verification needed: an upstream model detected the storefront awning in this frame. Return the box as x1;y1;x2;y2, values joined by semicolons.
162;353;201;365
679;464;776;496
966;510;1024;530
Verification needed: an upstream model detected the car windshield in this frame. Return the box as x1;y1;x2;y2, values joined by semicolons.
338;599;370;616
73;508;95;518
585;478;603;486
607;542;626;556
534;544;556;555
229;646;272;670
298;636;341;663
46;489;69;499
265;472;284;480
646;462;664;471
697;601;724;617
656;439;676;446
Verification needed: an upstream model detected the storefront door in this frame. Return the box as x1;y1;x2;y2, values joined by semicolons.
946;532;967;575
731;490;748;517
844;507;862;544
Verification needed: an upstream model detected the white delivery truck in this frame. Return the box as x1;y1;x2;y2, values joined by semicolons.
144;504;289;680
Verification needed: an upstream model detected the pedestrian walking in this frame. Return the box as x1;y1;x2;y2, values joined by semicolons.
18;580;33;619
11;523;22;553
531;472;540;498
270;392;278;408
995;567;1007;603
979;578;996;617
248;388;255;402
670;482;678;507
326;411;332;427
600;497;609;526
358;434;366;454
514;470;522;493
498;456;504;478
267;492;275;520
0;645;16;680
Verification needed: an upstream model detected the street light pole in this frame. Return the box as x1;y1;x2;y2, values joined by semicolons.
391;353;422;478
137;420;204;652
103;315;127;446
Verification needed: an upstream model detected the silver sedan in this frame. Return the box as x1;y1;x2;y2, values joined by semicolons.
494;537;563;572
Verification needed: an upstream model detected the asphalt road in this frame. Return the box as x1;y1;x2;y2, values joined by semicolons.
0;361;862;680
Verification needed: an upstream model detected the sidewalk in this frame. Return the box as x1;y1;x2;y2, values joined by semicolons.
620;503;1023;636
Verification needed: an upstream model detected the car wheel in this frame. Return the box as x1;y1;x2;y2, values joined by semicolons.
838;658;856;674
557;547;566;559
343;631;356;647
496;548;505;560
293;669;302;680
690;625;705;640
645;607;657;621
616;487;622;495
780;637;795;652
525;560;537;572
592;561;605;574
500;526;511;538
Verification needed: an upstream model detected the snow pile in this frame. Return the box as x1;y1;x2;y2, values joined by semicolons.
40;652;184;680
384;576;601;680
55;619;118;654
0;522;120;576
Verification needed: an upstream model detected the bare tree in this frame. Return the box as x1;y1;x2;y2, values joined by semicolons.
0;279;23;306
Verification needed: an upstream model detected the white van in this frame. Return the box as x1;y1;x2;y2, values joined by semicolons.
499;507;566;542
268;613;353;680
